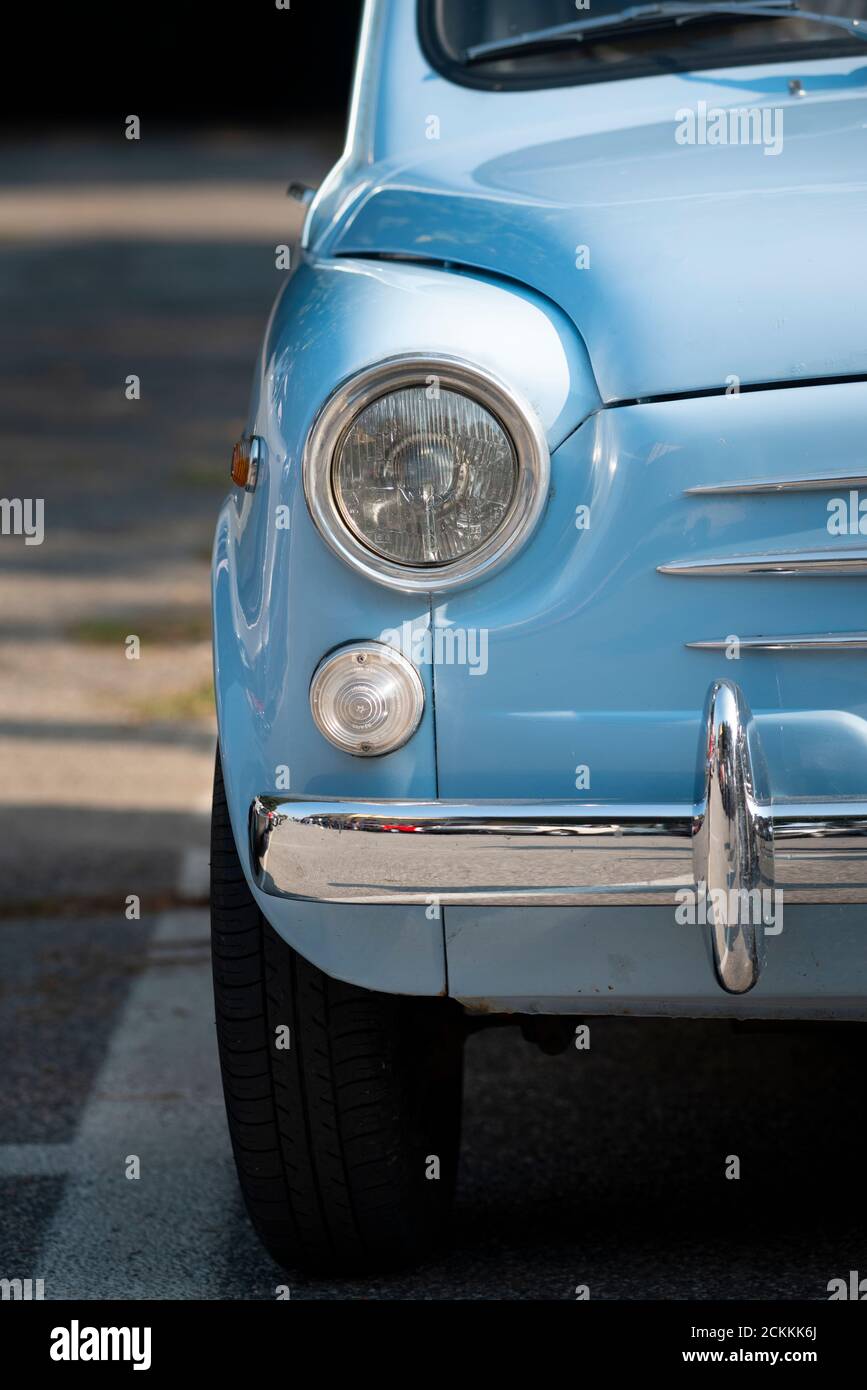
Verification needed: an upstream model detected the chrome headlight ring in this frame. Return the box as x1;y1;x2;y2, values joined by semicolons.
302;354;550;593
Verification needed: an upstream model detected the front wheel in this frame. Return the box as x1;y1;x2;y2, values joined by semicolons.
210;752;464;1273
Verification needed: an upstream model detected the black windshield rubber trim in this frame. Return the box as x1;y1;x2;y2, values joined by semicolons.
417;0;864;92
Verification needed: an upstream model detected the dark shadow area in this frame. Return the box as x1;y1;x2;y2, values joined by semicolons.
0;2;364;129
220;1018;867;1299
0;806;211;908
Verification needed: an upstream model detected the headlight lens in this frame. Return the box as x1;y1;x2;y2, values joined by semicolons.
333;387;517;567
303;357;550;593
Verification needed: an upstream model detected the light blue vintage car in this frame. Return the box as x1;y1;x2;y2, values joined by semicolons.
211;0;867;1271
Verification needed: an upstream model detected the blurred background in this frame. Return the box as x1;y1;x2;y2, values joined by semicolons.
0;1;362;912
0;1;370;1295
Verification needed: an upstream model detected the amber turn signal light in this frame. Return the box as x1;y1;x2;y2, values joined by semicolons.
231;440;250;487
230;435;263;492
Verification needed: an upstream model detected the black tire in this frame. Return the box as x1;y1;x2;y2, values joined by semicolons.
210;750;464;1273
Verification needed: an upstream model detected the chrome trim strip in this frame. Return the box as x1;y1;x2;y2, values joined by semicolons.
692;681;772;994
772;802;867;828
687;633;867;652
250;798;696;908
246;435;264;494
772;806;867;902
250;790;867;906
685;471;867;496
302;354;550;594
659;548;867;577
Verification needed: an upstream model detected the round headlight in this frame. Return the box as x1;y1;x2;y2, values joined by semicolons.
303;356;549;593
309;642;424;757
334;387;516;567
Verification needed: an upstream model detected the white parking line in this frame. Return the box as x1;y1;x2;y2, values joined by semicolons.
34;909;238;1299
177;847;211;900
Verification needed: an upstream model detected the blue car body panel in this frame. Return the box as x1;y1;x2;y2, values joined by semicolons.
445;904;867;1019
432;384;867;805
213;0;867;1014
309;4;867;400
325;97;867;401
212;253;597;996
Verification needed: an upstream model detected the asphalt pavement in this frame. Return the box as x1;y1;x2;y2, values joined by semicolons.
2;901;866;1300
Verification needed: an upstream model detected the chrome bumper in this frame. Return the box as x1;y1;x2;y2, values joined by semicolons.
250;681;867;995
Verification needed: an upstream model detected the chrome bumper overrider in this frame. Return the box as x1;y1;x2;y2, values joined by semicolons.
250;681;867;995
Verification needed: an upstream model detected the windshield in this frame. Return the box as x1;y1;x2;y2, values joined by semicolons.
420;0;867;89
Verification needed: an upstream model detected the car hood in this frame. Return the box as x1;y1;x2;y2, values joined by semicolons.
327;81;867;402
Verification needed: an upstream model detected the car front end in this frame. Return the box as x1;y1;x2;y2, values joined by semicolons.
210;0;867;1270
